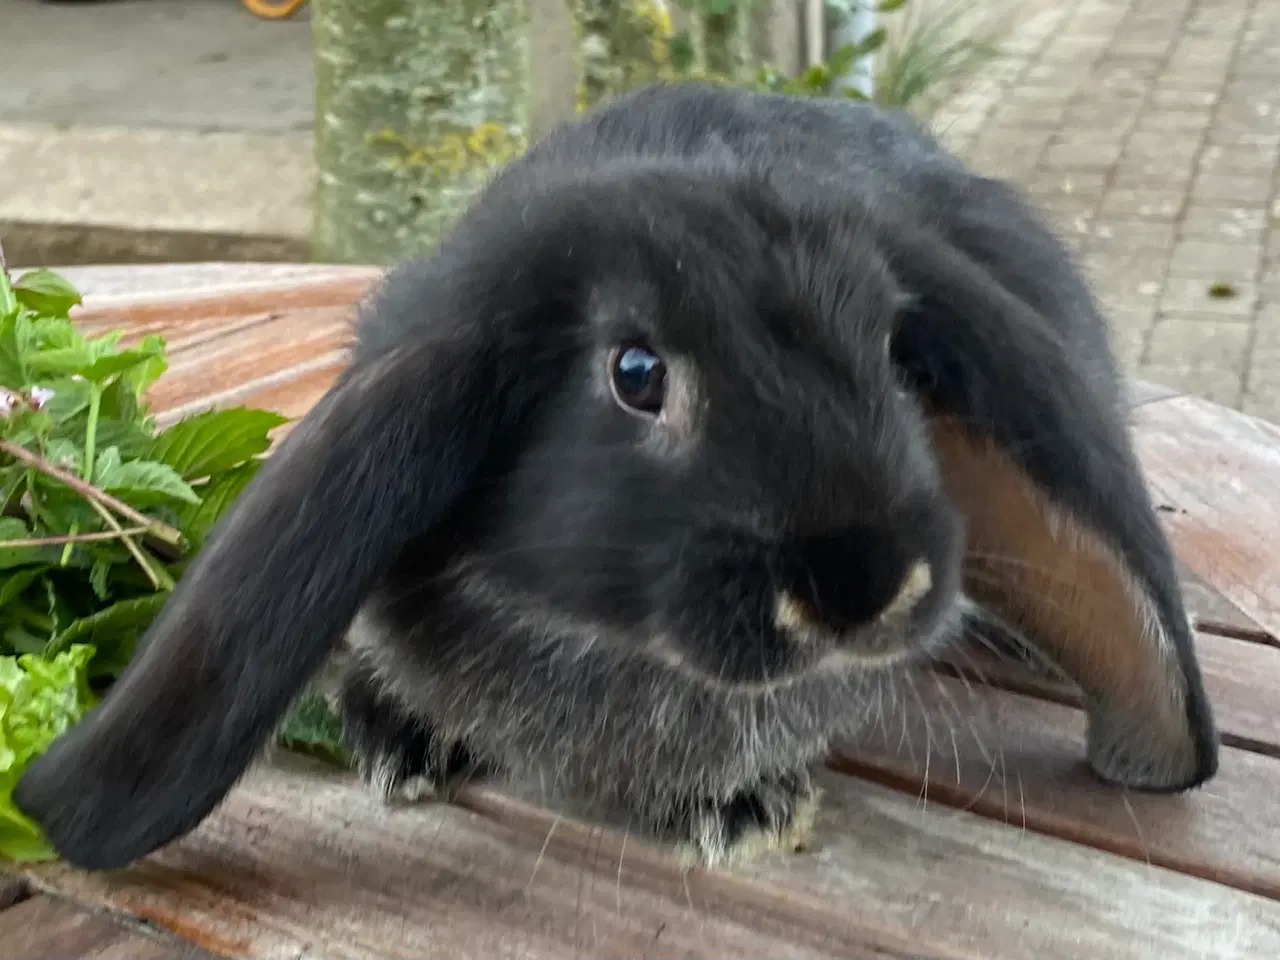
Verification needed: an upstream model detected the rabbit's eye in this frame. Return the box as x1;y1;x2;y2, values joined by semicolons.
609;343;667;416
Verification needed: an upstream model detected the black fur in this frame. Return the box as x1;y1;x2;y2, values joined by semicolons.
14;82;1217;870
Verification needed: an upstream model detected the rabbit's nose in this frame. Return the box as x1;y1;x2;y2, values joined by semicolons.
772;558;933;640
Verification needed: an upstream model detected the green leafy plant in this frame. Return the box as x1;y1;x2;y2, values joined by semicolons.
0;645;96;861
0;249;348;861
864;0;1009;117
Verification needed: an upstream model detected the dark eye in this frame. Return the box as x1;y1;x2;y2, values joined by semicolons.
609;343;667;416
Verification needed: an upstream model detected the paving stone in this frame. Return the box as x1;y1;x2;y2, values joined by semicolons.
1159;277;1259;317
1189;173;1275;204
920;0;1278;420
1167;240;1264;279
1097;189;1185;221
1244;307;1280;420
1139;318;1253;406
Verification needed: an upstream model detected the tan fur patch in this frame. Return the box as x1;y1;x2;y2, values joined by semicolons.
928;416;1191;775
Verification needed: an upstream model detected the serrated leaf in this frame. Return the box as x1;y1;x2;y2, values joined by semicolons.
0;518;59;571
96;456;200;507
45;593;168;661
37;377;93;425
80;348;164;384
12;269;82;316
179;461;258;545
28;316;83;352
89;556;113;601
124;334;168;396
0;309;33;388
0;568;42;609
147;408;287;481
279;693;352;768
24;346;92;378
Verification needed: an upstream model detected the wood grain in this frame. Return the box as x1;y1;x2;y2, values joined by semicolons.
834;674;1280;901
1133;396;1280;642
57;263;381;311
0;894;220;959
24;754;1280;960
24;755;932;960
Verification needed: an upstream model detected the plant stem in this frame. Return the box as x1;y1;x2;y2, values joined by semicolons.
61;384;104;565
88;497;174;591
0;438;182;546
4;526;150;548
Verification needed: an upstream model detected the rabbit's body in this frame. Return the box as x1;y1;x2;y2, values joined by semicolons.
14;83;1219;873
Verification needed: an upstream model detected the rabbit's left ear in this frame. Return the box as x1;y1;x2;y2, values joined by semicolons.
885;217;1219;793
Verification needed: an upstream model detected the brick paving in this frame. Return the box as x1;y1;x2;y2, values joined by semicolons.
933;0;1280;422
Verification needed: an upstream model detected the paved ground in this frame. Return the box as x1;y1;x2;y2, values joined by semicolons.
933;0;1279;420
0;0;1275;420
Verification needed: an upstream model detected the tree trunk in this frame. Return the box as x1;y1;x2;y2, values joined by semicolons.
312;0;531;264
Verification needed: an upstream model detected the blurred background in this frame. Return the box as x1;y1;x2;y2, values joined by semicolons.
0;0;1275;420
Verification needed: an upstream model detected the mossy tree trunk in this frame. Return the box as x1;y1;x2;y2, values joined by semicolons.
312;0;531;264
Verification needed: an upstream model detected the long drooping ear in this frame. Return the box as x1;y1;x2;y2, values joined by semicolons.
13;319;549;871
883;217;1219;793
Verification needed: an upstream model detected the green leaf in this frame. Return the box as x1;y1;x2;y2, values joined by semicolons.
876;0;908;11
95;456;201;507
0;264;16;318
124;335;168;396
23;346;91;379
179;461;258;545
12;270;82;317
0;518;53;571
147;408;287;480
71;416;152;460
0;644;98;861
279;693;352;769
46;594;168;673
37;377;93;426
0;569;41;610
0;309;33;388
28;316;83;352
89;556;113;601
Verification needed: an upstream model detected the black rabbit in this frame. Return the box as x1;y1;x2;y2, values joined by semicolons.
15;82;1219;872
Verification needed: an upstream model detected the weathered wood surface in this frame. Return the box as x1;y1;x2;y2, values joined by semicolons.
4;264;1280;960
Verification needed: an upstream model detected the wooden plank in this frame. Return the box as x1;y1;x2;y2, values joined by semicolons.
1124;378;1183;408
25;756;926;960
834;674;1280;901
72;273;376;331
1176;559;1268;639
937;627;1280;757
24;754;1280;960
145;310;352;421
1133;395;1280;641
0;894;221;959
54;262;380;311
467;772;1280;960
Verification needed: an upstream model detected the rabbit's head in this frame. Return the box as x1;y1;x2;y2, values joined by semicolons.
437;166;965;690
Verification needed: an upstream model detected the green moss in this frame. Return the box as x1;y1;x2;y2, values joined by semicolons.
312;0;529;264
574;0;679;110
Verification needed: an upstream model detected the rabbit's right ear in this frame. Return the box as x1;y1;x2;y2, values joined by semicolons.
882;213;1219;795
13;297;556;871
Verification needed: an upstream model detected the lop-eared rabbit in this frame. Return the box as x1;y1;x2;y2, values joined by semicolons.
16;82;1218;871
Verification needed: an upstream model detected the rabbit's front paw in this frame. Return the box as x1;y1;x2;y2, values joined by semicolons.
339;661;486;804
666;769;822;870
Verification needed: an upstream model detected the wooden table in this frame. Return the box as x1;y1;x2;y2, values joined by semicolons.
3;263;1280;960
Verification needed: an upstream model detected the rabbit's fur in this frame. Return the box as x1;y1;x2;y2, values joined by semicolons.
15;82;1218;872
